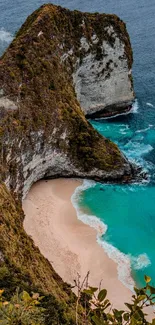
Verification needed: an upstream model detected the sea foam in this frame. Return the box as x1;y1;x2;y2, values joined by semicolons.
97;236;135;291
131;99;139;113
132;254;151;270
0;28;13;44
95;99;139;121
146;102;154;108
71;180;107;234
136;125;152;134
71;180;151;292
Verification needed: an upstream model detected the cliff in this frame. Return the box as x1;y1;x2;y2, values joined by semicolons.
0;3;135;323
0;4;136;199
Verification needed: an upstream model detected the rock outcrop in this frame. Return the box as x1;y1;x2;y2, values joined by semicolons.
0;4;136;321
0;3;135;200
73;27;134;118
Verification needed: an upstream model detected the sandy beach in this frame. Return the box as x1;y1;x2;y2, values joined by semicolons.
23;178;133;309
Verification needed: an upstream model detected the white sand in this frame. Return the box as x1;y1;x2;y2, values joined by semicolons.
23;178;134;309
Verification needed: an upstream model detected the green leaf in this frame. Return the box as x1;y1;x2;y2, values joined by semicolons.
8;303;14;313
92;315;105;325
149;286;155;295
83;289;93;296
134;287;139;294
113;309;124;321
98;289;107;302
89;287;98;293
125;303;133;311
22;291;31;302
103;302;111;310
107;313;114;322
144;275;151;283
133;311;142;321
103;299;110;306
138;295;146;302
123;313;129;321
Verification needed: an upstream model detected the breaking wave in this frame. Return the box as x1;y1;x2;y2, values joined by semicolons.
0;28;13;44
136;126;152;133
71;180;151;292
146;102;154;108
95;99;139;121
131;99;139;113
132;254;151;270
124;142;153;158
71;180;106;234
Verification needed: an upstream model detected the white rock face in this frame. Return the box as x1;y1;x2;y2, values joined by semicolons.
0;96;17;110
2;21;135;197
4;126;130;200
20;147;129;200
22;149;73;199
73;28;134;116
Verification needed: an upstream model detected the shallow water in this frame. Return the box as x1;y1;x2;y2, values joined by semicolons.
1;0;155;288
72;104;155;289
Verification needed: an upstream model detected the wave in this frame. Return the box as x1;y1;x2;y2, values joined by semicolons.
132;254;151;270
136;126;152;134
97;236;135;291
122;142;153;182
131;99;139;113
71;181;151;292
123;142;153;159
71;180;106;234
98;236;151;290
146;102;154;108
95;99;139;121
0;28;13;44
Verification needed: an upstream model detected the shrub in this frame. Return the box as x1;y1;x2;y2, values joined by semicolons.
75;273;155;325
0;289;45;325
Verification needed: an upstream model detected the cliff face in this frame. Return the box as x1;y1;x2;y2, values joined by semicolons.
0;4;135;200
0;183;78;324
0;4;135;320
73;24;134;118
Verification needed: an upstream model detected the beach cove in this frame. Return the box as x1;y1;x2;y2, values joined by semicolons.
23;178;133;310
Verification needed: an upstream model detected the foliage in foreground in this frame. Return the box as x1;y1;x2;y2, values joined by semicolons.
0;289;44;325
75;274;155;325
0;275;155;325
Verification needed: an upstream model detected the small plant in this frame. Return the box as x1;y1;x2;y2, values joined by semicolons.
0;289;45;325
74;274;155;325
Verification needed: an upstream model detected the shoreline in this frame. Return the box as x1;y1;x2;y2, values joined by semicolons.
23;178;133;310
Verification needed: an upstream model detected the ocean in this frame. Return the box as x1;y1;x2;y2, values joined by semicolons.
1;0;155;289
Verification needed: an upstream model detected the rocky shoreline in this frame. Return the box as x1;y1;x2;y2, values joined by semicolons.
86;103;133;119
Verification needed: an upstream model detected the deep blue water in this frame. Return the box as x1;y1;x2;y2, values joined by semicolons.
0;0;155;289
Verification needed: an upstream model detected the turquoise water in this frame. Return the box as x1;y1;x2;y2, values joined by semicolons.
1;0;155;290
77;106;155;289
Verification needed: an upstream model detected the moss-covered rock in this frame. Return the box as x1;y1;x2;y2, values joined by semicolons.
0;3;135;198
0;183;79;323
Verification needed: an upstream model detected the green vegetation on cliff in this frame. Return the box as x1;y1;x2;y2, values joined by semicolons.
0;275;155;324
0;184;79;323
0;3;133;187
0;4;139;325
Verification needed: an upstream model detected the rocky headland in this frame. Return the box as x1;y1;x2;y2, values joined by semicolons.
0;3;137;323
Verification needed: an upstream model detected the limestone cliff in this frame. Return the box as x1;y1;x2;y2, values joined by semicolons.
0;4;136;323
0;4;135;200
